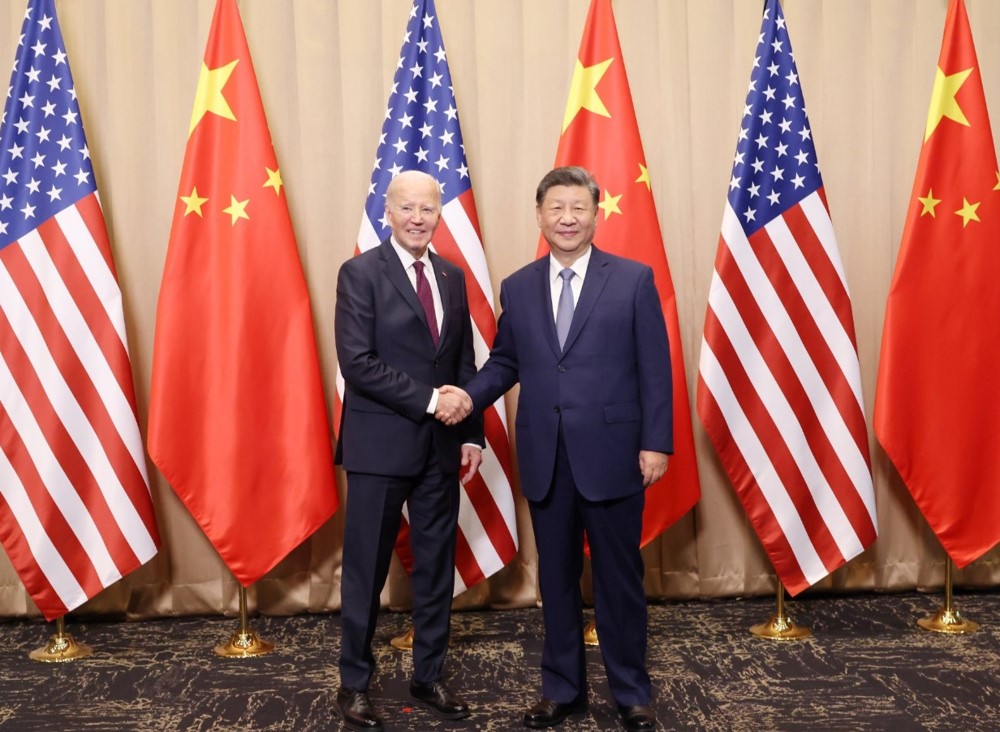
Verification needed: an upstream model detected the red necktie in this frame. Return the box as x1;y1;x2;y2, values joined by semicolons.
413;261;440;347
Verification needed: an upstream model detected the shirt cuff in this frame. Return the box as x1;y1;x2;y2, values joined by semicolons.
426;388;439;414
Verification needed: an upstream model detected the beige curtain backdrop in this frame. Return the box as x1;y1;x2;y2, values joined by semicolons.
1;0;998;619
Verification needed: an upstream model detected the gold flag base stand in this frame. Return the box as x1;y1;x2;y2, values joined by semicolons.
917;559;980;635
917;608;980;634
30;617;93;662
750;584;811;640
390;626;414;651
214;629;275;657
214;585;275;658
583;618;599;646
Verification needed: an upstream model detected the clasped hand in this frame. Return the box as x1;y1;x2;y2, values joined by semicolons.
435;385;473;425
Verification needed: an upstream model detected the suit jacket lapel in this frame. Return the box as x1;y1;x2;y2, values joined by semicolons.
429;250;450;352
562;246;610;355
534;257;563;358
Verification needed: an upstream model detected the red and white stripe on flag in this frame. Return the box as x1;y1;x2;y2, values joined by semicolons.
1;0;159;620
0;195;160;619
698;194;877;595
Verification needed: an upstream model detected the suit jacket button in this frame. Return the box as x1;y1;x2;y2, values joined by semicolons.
557;365;566;373
553;406;561;414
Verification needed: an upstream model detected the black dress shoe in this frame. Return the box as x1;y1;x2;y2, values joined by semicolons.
336;686;383;731
618;704;657;731
523;697;588;728
409;680;471;720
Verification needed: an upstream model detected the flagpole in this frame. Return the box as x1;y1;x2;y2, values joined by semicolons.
916;557;980;634
29;616;93;662
390;626;414;651
750;582;811;640
213;584;275;657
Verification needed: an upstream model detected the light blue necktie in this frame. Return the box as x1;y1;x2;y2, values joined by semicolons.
556;268;575;350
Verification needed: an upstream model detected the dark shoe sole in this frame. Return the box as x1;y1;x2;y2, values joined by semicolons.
409;697;471;721
335;706;384;732
523;707;588;729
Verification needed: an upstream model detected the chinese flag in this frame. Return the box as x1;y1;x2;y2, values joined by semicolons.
874;0;1000;566
545;0;701;544
147;0;337;586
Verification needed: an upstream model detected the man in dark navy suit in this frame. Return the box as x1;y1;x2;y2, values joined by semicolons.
334;170;482;731
443;166;670;731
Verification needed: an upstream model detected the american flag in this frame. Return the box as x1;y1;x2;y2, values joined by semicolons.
0;0;159;620
696;0;877;596
336;0;517;594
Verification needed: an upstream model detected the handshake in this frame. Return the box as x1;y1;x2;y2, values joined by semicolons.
435;385;473;426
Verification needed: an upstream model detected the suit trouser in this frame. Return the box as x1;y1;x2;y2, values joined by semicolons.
338;453;459;690
529;429;651;706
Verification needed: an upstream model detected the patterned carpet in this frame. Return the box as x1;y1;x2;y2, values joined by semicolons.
1;591;998;731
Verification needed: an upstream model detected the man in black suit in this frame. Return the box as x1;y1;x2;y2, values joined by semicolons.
443;167;669;731
334;170;482;731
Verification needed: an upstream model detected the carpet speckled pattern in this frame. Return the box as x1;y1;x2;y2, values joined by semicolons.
1;592;998;731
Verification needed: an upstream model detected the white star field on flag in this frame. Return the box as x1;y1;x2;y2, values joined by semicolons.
728;3;822;234
364;4;471;229
1;6;95;246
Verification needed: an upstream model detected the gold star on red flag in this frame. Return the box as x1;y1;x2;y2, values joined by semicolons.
562;58;613;133
917;189;941;217
925;65;973;140
635;163;651;191
598;189;622;220
264;167;283;195
180;186;209;217
189;60;238;136
954;197;980;227
223;194;250;225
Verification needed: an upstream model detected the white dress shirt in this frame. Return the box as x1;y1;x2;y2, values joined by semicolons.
549;246;592;323
390;238;444;334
